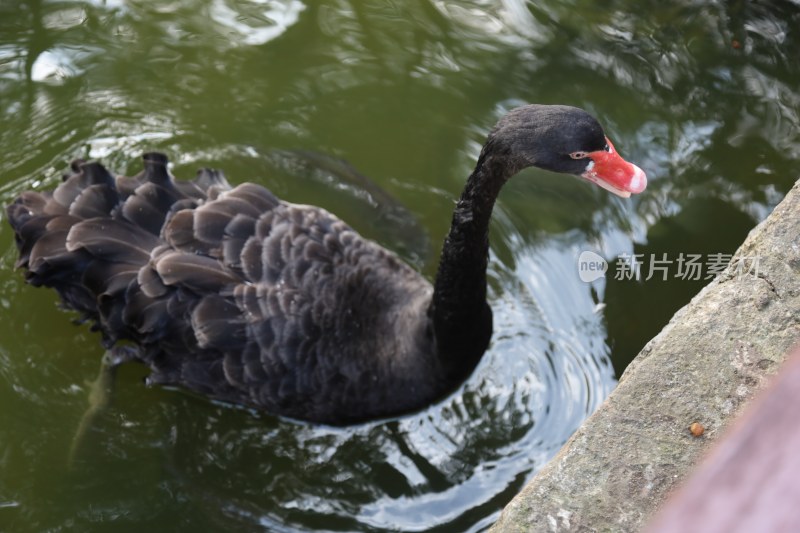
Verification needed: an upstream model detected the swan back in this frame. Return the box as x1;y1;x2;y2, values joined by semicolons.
7;154;439;424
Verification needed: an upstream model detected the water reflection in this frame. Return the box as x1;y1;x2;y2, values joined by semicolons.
1;0;799;531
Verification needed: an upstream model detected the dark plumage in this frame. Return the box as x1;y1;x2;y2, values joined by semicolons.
6;105;646;424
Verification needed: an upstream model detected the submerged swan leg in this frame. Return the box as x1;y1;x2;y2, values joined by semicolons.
68;346;138;467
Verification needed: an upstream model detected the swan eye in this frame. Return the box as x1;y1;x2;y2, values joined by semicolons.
569;151;589;159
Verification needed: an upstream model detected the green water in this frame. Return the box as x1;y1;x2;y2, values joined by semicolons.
1;1;798;531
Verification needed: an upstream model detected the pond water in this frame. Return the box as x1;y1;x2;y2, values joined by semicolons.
1;1;798;531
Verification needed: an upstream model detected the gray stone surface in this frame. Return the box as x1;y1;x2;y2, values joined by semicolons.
492;178;800;533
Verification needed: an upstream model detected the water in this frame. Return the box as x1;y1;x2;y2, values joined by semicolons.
1;1;798;531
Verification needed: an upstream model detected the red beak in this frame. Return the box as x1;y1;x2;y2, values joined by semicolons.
581;137;647;198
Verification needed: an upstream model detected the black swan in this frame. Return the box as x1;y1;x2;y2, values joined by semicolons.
6;105;646;425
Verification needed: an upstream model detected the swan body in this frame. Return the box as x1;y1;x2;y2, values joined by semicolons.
6;105;646;424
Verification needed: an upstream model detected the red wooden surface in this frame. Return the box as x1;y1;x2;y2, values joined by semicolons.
646;346;800;533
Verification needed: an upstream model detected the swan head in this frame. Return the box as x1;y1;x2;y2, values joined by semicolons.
489;104;647;198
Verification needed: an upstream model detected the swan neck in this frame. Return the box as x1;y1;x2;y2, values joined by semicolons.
430;147;511;379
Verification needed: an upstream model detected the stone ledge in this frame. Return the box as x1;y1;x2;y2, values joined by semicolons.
492;178;800;533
